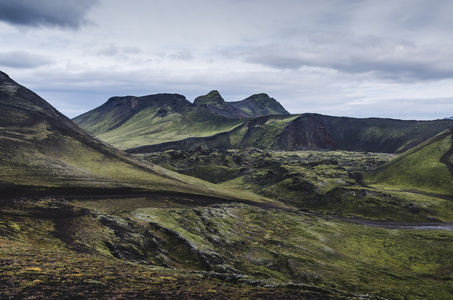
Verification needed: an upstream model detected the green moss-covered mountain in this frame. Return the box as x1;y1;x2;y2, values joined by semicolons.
74;92;453;153
0;71;270;203
365;128;453;196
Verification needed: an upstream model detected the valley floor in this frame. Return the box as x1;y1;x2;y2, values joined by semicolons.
2;149;453;299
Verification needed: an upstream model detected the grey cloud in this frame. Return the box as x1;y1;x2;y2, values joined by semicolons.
0;0;99;29
344;97;453;120
169;49;194;61
97;45;142;59
241;33;453;81
97;45;120;57
0;51;54;69
122;47;141;54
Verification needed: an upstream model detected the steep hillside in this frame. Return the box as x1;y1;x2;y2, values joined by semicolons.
0;71;270;203
364;129;453;196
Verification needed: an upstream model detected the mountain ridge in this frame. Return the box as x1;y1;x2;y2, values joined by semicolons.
193;90;289;117
74;89;453;154
0;70;271;204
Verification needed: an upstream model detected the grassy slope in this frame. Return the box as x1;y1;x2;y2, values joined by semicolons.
0;72;273;205
97;107;244;150
364;129;453;196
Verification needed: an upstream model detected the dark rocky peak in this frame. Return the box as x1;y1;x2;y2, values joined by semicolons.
0;70;59;117
193;90;249;118
193;90;226;107
0;70;12;82
0;71;22;94
105;93;191;113
230;93;290;116
106;95;136;105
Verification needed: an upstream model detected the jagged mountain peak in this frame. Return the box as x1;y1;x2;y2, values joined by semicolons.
0;70;11;81
192;90;249;117
231;93;290;116
193;90;226;106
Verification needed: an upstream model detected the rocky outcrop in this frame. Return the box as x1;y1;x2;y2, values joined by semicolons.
194;90;249;117
230;93;290;116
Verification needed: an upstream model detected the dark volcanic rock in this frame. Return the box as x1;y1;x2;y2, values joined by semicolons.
194;90;249;118
230;93;290;116
273;113;453;153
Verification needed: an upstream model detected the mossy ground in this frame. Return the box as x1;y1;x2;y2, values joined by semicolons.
144;148;453;222
2;197;453;299
0;198;348;299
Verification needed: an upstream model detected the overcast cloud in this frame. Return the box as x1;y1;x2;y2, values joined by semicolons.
0;0;452;119
0;0;99;29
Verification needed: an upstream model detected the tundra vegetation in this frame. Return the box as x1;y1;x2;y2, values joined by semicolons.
2;71;453;299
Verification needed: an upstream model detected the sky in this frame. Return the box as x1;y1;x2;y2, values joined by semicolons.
1;0;453;120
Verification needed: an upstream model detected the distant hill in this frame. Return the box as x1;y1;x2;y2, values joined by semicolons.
364;129;453;196
0;71;267;203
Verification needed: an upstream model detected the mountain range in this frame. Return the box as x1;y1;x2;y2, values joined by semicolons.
74;90;453;154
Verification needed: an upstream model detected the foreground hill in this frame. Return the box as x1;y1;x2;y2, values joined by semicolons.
0;71;269;204
74;93;453;153
364;128;453;196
